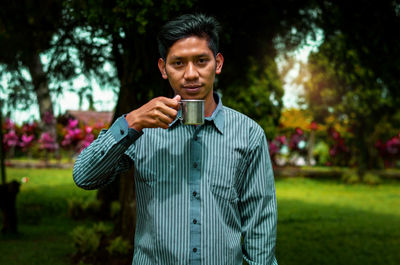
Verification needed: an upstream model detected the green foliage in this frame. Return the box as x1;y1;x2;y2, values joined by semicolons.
341;170;360;184
71;222;112;256
110;200;121;219
223;56;283;139
362;172;381;186
68;198;102;220
303;33;399;170
71;225;102;255
106;236;132;256
312;141;330;166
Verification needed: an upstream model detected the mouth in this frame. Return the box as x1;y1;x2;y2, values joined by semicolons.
183;84;202;93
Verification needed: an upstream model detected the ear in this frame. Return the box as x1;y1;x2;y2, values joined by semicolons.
158;58;168;79
215;53;224;75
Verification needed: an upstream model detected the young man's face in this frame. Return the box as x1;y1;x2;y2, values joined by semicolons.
158;36;223;102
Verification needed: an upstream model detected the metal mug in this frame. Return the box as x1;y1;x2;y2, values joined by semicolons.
178;99;204;125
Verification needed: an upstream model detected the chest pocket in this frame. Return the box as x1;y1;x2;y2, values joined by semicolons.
207;154;240;202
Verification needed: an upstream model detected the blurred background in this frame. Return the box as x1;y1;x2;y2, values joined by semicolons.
1;0;399;265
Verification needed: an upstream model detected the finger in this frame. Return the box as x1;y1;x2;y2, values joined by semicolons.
162;96;181;109
156;111;174;128
159;105;178;119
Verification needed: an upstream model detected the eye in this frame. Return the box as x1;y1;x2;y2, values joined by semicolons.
174;61;183;66
198;58;209;64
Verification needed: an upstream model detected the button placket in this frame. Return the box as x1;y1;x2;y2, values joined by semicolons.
189;127;201;264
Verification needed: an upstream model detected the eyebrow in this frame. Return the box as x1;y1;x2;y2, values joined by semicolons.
169;53;211;61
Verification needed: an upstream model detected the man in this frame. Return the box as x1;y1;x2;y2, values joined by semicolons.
73;13;278;265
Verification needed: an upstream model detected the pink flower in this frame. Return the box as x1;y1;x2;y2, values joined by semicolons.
39;132;58;151
20;134;35;150
295;127;304;135
3;130;19;148
268;142;280;156
275;135;287;145
85;126;93;134
61;134;72;147
68;119;79;129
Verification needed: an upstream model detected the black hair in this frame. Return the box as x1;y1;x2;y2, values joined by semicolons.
157;13;220;60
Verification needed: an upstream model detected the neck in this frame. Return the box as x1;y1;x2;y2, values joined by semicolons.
204;92;217;117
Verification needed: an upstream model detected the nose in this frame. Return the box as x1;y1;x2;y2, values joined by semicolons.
183;62;199;80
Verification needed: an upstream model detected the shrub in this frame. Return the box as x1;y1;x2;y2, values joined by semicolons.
363;172;381;185
68;198;85;220
68;198;102;220
71;226;101;255
71;222;112;256
106;236;131;256
110;201;121;219
341;170;360;184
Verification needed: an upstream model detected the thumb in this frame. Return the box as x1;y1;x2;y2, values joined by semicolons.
173;94;181;102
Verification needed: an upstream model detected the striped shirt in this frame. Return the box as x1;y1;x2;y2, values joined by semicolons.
73;94;278;265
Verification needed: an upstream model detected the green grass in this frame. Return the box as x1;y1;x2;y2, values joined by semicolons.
1;168;400;265
275;177;400;265
0;168;96;265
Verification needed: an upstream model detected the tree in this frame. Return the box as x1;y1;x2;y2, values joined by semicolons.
300;0;400;174
303;33;399;172
314;0;400;105
0;0;68;147
0;99;5;185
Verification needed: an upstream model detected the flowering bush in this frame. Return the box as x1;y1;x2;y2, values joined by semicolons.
3;129;19;151
1;114;103;161
61;119;96;155
269;135;288;166
20;134;35;151
326;127;350;166
375;134;400;168
2;110;400;169
39;132;58;152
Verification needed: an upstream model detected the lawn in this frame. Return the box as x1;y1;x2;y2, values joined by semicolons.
1;168;399;265
0;168;97;265
275;177;400;265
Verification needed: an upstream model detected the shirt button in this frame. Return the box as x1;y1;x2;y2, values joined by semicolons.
193;219;197;224
100;150;105;156
193;248;197;253
120;129;125;135
192;191;197;197
194;135;198;141
193;162;198;168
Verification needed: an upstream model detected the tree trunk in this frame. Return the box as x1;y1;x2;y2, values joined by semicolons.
114;166;136;245
307;130;316;166
28;53;59;155
97;30;169;245
0;100;6;185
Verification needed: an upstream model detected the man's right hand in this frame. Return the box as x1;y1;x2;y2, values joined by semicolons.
125;95;181;131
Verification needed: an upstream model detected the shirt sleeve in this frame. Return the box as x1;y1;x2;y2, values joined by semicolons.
73;116;143;190
239;129;278;265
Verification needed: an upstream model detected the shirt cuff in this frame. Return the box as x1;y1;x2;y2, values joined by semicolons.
109;116;143;145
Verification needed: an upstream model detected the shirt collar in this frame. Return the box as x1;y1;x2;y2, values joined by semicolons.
169;92;224;134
